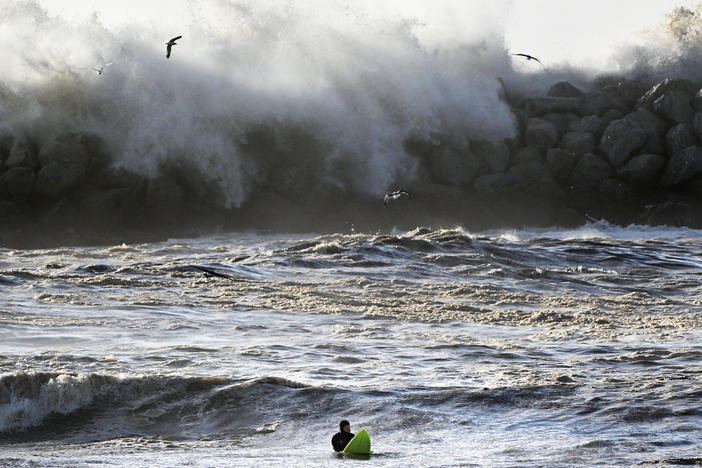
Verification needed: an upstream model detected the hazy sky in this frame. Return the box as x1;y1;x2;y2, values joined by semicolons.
37;0;693;69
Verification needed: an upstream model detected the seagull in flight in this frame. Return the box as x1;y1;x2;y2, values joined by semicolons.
92;63;112;75
165;35;182;59
512;53;542;65
384;189;410;206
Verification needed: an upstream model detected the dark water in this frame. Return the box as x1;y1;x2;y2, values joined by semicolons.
1;223;701;466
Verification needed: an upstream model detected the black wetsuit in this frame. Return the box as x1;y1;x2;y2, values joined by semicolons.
331;430;355;452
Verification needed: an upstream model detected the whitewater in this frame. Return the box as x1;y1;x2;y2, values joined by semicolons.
1;223;701;466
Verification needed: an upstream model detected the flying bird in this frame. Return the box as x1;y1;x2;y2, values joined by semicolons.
384;189;410;206
165;35;182;59
512;53;542;65
92;62;112;75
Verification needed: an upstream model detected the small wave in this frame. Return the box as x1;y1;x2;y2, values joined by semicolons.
0;372;324;441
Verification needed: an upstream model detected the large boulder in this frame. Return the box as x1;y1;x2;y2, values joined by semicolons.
599;178;635;203
626;108;667;155
602;80;646;106
425;145;482;186
469;139;510;174
34;135;91;197
0;166;34;197
545;147;578;182
507;160;561;197
693;113;702;142
652;91;693;124
559;131;596;155
541;112;579;135
666;123;696;157
576;92;627;116
599;108;666;166
569;153;611;189
638;78;696;109
599;118;647;167
525;97;581;116
569;114;606;136
525;118;559;150
616;153;666;184
473;172;520;197
511;146;542;166
660;145;702;187
547;81;584;98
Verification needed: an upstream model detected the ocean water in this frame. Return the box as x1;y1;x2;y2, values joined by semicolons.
1;223;701;467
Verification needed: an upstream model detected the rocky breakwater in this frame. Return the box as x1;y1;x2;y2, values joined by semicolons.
2;76;702;247
0;131;228;246
408;77;702;228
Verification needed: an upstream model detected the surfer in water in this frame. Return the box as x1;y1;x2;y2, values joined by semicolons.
331;420;355;451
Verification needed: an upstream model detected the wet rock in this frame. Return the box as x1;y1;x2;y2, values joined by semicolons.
626;108;667;155
652;91;693;124
525;118;558;150
6;139;38;169
542;112;579;135
694;89;702;113
601;79;646;106
473;172;520;197
576;92;627;116
599;178;635;202
507;160;561;197
511;147;542;166
547;81;584;98
0;166;34;198
599;118;647;167
35;135;91;197
660;146;702;187
469;139;510;174
600;109;666;167
569;153;611;189
638;78;696;109
545;148;578;182
559;131;596;155
616;154;666;184
525;97;581;116
666;123;696;157
693;112;702;142
569;114;606;136
601;108;625;127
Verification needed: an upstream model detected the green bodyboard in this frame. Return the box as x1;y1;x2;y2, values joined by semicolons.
342;428;371;454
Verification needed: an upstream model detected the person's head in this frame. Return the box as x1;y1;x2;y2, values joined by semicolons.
339;420;350;432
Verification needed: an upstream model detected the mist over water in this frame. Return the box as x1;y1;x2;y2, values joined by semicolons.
2;0;702;244
0;1;524;208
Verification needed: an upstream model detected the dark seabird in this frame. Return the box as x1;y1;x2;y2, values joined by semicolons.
92;63;112;75
165;35;182;59
512;53;542;65
384;189;410;206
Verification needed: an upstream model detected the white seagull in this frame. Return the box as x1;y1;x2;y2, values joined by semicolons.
92;62;112;75
165;35;182;59
384;189;410;206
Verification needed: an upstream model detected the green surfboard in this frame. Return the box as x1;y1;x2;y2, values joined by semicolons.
342;428;371;455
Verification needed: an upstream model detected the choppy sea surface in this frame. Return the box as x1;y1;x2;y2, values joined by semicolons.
1;223;701;467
